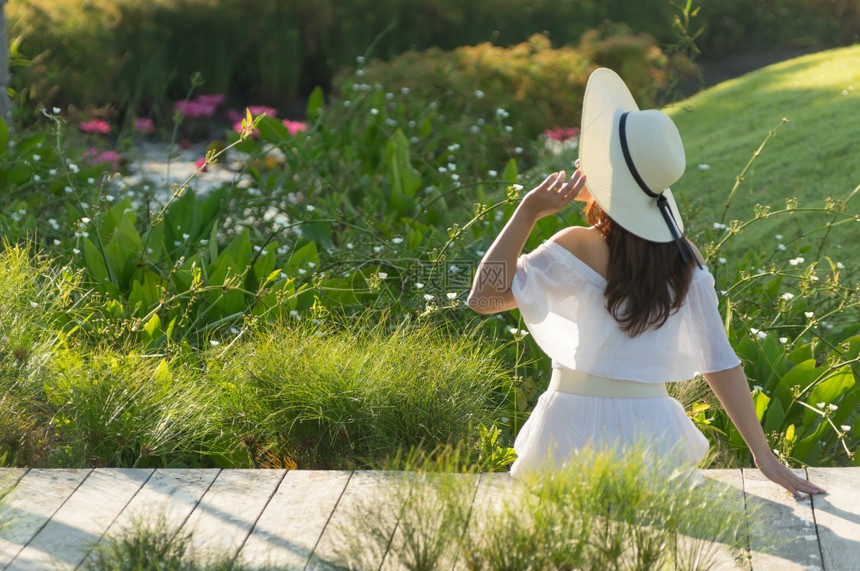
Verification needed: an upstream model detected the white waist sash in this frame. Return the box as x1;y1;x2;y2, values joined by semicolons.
548;367;668;398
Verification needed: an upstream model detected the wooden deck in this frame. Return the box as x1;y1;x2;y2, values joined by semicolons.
0;467;857;570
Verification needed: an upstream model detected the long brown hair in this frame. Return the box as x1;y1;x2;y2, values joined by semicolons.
585;200;696;337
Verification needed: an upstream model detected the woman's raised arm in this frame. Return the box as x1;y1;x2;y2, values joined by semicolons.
467;170;585;314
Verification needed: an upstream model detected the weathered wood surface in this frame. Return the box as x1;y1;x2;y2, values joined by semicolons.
0;467;855;570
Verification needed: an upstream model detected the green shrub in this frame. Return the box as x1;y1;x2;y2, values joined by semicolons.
212;311;515;469
334;28;686;141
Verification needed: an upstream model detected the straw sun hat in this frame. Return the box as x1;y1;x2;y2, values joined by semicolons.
578;67;697;265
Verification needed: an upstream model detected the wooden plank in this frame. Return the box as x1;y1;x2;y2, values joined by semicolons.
454;472;532;570
0;469;90;568
309;471;409;570
807;466;860;571
380;472;480;571
7;468;153;570
81;468;222;568
671;469;750;570
236;470;351;570
0;468;27;499
742;468;821;570
182;469;285;563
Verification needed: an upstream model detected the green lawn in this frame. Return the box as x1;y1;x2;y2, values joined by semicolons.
665;44;859;264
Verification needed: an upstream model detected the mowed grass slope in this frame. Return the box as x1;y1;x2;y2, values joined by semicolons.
665;44;860;263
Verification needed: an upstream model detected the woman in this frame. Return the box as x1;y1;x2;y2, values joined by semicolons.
467;67;825;497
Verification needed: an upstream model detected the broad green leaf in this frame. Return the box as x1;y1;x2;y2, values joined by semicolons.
0;118;9;152
752;389;770;422
83;237;110;285
259;116;290;144
501;158;518;183
385;129;422;204
763;397;785;433
143;313;162;339
307;86;325;123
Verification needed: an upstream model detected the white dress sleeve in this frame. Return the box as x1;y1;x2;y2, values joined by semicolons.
509;241;608;371
684;270;742;374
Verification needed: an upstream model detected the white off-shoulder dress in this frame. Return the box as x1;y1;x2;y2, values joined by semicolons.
508;239;742;479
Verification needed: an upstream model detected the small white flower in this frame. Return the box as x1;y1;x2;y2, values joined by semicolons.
446;292;457;300
423;293;435;301
447;144;460;152
438;166;447;173
505;125;513;132
698;164;710;170
789;257;805;266
298;268;307;275
53;239;61;245
391;237;403;244
496;108;509;118
356;55;365;64
780;292;794;300
470;125;481;134
32;154;41;161
72;248;80;254
451;174;460;181
182;233;190;240
475;90;485;98
346;243;354;249
775;234;783;240
827;403;838;411
230;327;240;334
33;174;41;182
48;168;57;176
447;162;456;171
449;264;460;273
210;340;220;346
779;337;788;344
401;87;410;95
512;184;523;191
415;283;424;289
718;257;727;264
487;170;498;177
370;108;379;115
52;107;61;114
377;272;388;279
29;301;38;308
373;245;383;253
87;177;95;184
64;186;73;193
805;311;814;318
290;310;299;318
514;147;523;154
816;402;826;409
385;92;394;100
836;262;845;269
777;244;786;251
355;69;365;77
307;262;316;268
712;222;727;230
753;385;764;392
841;425;851;432
750;327;767;340
306;204;315;211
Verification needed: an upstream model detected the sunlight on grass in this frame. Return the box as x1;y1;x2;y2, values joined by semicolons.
665;45;860;261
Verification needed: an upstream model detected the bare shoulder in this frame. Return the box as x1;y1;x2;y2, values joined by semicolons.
547;225;609;278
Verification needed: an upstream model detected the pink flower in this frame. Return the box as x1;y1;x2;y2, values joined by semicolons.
246;105;277;118
233;120;260;138
175;100;217;119
194;94;226;107
78;119;111;135
195;157;208;172
83;148;121;169
283;119;308;135
134;118;156;133
543;126;579;141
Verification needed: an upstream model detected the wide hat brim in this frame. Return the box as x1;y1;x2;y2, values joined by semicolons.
579;68;684;243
